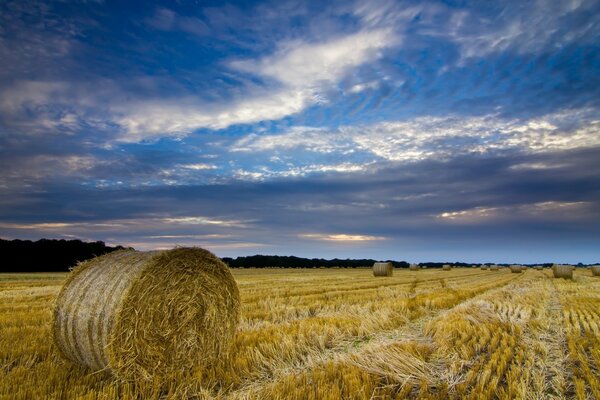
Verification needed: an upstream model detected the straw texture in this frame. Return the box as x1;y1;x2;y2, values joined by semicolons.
53;248;240;380
373;262;393;277
409;264;420;271
442;265;451;271
510;265;523;273
552;264;574;279
592;266;600;276
490;265;499;271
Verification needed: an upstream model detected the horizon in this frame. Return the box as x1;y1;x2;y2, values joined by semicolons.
1;1;599;263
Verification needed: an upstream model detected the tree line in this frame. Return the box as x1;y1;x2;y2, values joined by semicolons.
1;238;591;272
0;239;129;272
221;255;410;268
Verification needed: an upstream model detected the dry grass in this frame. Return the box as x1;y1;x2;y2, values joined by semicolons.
1;267;598;399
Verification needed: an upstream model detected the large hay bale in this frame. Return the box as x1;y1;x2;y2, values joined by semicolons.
592;266;600;276
373;262;393;277
490;265;499;271
534;265;543;270
53;248;240;380
509;265;522;273
442;264;451;271
552;264;573;279
409;264;420;271
481;266;488;270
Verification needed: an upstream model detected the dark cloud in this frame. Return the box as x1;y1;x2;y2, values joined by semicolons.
1;147;599;261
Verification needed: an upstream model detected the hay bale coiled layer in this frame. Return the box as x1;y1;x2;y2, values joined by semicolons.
510;265;523;273
373;262;393;277
442;264;451;271
53;248;240;380
552;264;574;279
591;266;600;276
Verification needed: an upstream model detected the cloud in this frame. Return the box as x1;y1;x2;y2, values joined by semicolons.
232;162;374;182
232;126;353;154
436;201;593;223
115;28;396;140
299;233;387;242
161;216;252;227
179;163;218;170
146;7;210;36
228;108;600;166
435;0;600;62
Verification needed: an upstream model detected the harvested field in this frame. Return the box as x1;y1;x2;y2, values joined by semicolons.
1;267;599;399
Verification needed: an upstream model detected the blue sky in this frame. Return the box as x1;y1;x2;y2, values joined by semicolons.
1;0;599;263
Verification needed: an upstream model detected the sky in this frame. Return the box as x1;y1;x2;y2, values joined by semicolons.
0;0;599;263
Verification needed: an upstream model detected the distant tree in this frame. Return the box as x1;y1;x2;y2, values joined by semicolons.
220;255;409;269
0;238;129;272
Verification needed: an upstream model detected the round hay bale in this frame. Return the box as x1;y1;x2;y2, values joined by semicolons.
490;265;499;271
373;262;393;277
509;265;522;273
481;266;488;270
409;264;420;271
442;264;451;271
53;248;240;380
534;265;543;270
552;264;573;279
592;266;600;276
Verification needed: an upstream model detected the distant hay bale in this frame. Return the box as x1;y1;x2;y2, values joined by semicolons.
373;262;393;277
442;264;451;271
534;265;543;270
53;248;240;380
510;265;523;273
409;264;420;271
481;266;488;270
490;265;499;271
552;264;574;279
592;266;600;276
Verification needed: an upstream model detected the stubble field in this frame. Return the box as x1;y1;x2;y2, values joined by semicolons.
1;267;599;399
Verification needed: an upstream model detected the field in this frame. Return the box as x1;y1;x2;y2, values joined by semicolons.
1;267;599;399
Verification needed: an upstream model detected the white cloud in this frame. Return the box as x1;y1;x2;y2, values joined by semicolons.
179;163;218;170
161;216;252;227
230;109;600;164
348;80;381;93
232;162;373;181
299;233;386;242
231;29;394;88
115;28;396;141
436;201;592;222
232;126;352;153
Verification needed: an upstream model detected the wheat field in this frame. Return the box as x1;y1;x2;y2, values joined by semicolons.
1;267;599;399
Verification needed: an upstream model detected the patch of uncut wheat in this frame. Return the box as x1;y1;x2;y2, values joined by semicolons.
220;274;521;399
552;275;600;399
